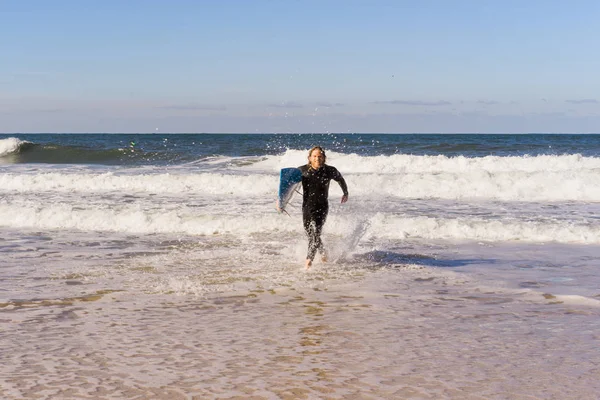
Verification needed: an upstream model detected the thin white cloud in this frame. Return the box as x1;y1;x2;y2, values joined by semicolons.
315;102;345;107
372;100;452;106
2;107;68;114
267;101;303;108
566;99;598;104
157;105;227;111
477;100;500;105
3;111;600;133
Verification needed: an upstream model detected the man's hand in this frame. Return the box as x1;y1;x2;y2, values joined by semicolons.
341;194;348;204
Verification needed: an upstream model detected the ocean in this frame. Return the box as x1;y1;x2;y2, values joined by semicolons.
1;133;599;399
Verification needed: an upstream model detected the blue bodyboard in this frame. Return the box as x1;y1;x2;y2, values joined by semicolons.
277;167;303;212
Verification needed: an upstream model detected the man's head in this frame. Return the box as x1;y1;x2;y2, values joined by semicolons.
308;146;326;169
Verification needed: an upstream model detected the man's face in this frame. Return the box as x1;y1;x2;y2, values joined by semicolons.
309;149;325;169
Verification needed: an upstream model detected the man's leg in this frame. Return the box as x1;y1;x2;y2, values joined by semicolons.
303;210;317;269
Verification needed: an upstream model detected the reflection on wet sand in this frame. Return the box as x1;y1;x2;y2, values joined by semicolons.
2;267;599;399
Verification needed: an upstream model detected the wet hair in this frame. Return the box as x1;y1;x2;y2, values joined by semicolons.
307;146;326;163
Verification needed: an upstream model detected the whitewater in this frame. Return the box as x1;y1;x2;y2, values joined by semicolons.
1;134;599;399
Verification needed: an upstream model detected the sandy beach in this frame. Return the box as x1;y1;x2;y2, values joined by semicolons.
3;260;599;400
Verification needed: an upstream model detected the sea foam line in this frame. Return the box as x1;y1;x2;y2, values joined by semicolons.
1;203;598;244
2;167;600;202
254;150;600;174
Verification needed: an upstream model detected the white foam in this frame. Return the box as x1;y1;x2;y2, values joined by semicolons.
0;201;298;235
0;171;277;196
247;151;600;201
368;214;600;244
1;199;598;244
1;157;600;201
517;290;600;307
0;137;29;157
1;152;600;244
251;149;600;174
552;294;600;307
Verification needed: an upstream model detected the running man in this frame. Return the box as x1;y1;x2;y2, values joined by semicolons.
299;146;348;269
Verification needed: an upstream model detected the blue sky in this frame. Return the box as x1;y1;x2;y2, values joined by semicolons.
2;0;600;133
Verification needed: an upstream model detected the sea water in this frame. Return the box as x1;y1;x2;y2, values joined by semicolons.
1;133;599;399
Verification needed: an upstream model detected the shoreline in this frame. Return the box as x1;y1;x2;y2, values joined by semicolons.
3;266;599;399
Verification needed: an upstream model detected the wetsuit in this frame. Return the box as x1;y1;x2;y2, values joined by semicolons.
298;164;348;261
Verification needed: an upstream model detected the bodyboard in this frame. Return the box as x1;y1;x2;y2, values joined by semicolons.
277;167;302;212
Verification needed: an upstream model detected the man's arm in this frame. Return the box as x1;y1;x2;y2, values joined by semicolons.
330;167;349;203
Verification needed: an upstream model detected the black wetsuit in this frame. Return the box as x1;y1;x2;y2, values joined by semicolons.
299;164;348;261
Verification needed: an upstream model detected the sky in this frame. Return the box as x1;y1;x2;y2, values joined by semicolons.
1;0;600;133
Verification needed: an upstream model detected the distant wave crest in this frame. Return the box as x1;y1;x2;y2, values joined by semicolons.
0;201;598;244
0;138;179;165
0;137;34;157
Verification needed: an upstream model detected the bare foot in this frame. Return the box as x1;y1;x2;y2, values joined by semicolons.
305;259;312;270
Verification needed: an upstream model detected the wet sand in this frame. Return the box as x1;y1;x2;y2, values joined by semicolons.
2;266;599;400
